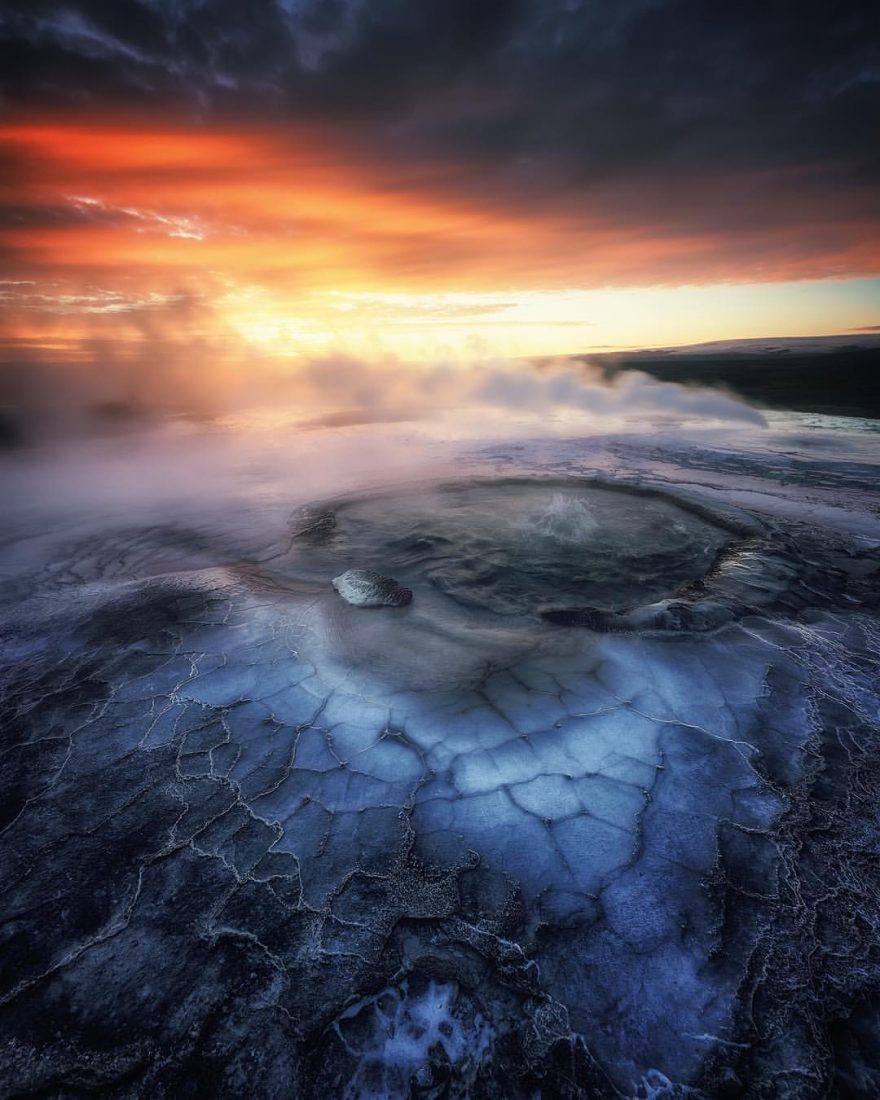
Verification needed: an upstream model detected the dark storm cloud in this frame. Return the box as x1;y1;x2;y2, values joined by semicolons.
1;0;878;240
2;2;876;153
0;0;523;111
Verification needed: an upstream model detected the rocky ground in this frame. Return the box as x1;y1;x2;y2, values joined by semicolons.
1;413;878;1098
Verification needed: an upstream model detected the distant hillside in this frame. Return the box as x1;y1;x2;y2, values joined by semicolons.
577;338;880;419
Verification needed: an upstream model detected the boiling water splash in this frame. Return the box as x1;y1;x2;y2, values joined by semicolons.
516;490;599;543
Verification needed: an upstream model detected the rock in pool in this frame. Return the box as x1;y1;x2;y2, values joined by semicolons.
332;569;413;608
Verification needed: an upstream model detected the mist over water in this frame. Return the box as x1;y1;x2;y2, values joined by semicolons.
0;350;765;449
0;353;767;573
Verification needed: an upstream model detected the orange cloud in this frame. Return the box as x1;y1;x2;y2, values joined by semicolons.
2;113;879;369
4;116;876;284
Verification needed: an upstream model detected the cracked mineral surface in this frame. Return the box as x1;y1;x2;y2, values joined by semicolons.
1;412;879;1099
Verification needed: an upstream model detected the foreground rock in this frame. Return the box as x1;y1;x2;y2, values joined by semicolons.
332;569;412;607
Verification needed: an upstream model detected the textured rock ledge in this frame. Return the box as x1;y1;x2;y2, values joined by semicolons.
332;568;413;607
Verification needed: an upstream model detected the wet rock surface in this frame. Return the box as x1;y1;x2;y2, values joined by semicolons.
1;427;879;1099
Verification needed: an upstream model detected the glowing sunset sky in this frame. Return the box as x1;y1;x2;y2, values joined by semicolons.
1;1;878;378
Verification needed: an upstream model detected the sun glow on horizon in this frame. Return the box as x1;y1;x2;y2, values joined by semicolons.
2;117;879;376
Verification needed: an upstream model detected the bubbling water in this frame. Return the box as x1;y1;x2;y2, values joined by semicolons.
291;479;732;617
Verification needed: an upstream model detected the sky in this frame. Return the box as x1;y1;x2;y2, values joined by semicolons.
1;0;878;396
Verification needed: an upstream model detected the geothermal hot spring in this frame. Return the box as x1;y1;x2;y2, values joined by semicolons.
1;404;879;1099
